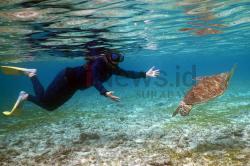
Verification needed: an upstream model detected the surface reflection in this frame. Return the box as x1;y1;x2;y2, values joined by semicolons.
178;0;225;36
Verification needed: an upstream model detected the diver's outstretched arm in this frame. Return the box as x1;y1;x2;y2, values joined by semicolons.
146;66;160;77
113;66;160;78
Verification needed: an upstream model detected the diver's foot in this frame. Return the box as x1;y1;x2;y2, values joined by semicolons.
24;69;37;77
19;91;28;101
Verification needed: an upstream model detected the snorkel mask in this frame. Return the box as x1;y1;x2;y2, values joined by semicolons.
111;53;124;63
106;52;124;65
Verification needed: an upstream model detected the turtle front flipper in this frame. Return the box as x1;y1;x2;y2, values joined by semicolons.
173;101;187;117
172;105;182;117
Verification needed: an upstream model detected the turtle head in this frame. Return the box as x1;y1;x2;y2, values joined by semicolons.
172;102;192;117
180;104;192;116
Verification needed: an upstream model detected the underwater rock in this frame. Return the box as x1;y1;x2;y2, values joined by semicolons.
177;136;190;148
0;142;7;149
74;122;82;128
119;117;126;121
0;148;21;164
107;139;124;149
215;128;245;146
106;134;128;148
48;147;81;164
11;139;23;146
80;158;90;165
148;159;172;166
235;154;246;160
232;129;244;137
74;132;100;144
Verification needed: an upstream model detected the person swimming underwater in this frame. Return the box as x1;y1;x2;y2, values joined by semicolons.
8;48;160;113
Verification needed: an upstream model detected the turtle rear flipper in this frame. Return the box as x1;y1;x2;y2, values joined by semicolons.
226;64;237;82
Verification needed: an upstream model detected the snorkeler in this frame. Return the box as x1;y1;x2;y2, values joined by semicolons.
2;48;159;115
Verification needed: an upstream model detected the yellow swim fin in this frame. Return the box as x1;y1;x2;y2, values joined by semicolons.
0;66;29;75
3;92;24;116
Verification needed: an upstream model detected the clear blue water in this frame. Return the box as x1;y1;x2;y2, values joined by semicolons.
0;0;249;165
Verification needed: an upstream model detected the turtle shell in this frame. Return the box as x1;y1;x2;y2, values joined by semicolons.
183;72;230;105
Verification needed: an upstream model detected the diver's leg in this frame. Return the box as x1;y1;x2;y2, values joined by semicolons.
42;69;77;110
4;68;76;114
28;69;77;111
22;68;45;100
29;76;45;100
4;90;48;116
18;69;50;110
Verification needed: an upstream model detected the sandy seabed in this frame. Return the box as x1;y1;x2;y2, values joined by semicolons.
0;91;250;166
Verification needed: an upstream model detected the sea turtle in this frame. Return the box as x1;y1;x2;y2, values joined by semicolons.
173;65;236;116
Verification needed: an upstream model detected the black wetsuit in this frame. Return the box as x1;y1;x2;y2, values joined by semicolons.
27;58;146;111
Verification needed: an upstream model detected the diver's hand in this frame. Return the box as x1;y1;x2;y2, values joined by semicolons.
105;91;120;102
146;66;160;77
